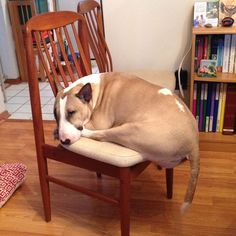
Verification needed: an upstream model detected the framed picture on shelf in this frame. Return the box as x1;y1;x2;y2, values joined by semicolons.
193;1;219;27
198;59;217;77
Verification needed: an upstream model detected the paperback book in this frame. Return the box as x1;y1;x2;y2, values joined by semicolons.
194;1;219;27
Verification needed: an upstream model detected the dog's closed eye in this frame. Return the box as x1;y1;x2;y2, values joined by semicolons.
67;110;76;118
77;126;83;131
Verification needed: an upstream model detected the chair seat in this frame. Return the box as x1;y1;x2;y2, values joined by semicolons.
62;137;146;167
128;70;176;92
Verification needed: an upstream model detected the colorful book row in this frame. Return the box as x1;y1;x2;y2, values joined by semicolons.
192;82;236;134
195;34;236;74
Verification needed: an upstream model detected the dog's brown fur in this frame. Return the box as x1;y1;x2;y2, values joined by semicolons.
54;73;199;212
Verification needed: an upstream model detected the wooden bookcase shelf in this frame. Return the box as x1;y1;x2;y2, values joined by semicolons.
190;26;236;152
192;26;236;35
193;72;236;83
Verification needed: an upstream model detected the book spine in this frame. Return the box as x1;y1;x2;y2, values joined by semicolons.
197;37;204;69
229;34;236;73
209;83;216;132
199;83;205;131
195;38;200;72
213;83;220;132
205;83;213;132
219;84;227;132
203;36;209;59
196;82;201;129
217;37;224;72
222;84;236;135
193;82;197;117
202;83;208;131
207;35;212;59
216;83;224;132
222;35;231;73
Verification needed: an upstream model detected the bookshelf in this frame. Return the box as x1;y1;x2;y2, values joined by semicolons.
190;26;236;152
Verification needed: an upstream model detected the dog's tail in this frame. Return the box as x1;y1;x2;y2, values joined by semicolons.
181;144;200;214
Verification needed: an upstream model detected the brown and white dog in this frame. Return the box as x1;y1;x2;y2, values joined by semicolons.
54;72;199;212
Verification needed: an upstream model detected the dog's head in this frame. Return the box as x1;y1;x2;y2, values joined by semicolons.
54;83;93;145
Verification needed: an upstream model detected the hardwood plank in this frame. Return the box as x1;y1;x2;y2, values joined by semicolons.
0;120;236;235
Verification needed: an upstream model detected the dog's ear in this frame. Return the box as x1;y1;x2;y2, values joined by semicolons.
76;83;92;103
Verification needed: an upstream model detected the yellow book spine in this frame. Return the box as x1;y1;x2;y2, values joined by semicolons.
219;84;227;132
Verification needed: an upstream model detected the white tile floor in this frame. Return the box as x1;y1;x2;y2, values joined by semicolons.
4;79;179;121
4;63;99;120
5;81;55;120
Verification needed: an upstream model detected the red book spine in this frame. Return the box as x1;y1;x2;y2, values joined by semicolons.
203;36;208;59
222;84;236;135
197;37;204;69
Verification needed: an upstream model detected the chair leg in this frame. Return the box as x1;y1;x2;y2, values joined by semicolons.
119;168;131;236
165;168;173;199
96;172;102;178
37;155;51;222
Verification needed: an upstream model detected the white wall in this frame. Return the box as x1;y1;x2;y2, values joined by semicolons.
57;0;83;11
58;0;194;72
0;88;5;113
102;0;194;72
0;0;19;79
57;0;100;11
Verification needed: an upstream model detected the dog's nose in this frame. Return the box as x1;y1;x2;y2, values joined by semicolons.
60;139;71;145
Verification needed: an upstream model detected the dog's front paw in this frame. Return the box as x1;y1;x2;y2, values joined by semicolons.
81;128;94;138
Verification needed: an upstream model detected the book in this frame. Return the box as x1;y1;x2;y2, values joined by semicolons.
193;82;197;117
213;83;220;132
205;83;213;132
219;0;236;26
229;34;236;73
209;83;216;131
199;83;205;130
222;83;236;134
197;36;204;69
202;83;208;131
194;37;200;72
210;35;218;60
216;83;224;131
194;1;219;27
198;59;217;77
216;36;224;72
203;36;209;59
222;34;231;73
207;35;212;59
219;83;227;132
196;82;202;127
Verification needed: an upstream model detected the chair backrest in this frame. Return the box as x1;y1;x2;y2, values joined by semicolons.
25;11;92;145
78;0;113;72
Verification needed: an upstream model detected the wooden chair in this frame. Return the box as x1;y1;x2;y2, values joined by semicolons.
25;11;173;236
78;0;176;92
77;0;113;73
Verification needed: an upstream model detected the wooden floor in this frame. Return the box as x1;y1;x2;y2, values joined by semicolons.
0;120;236;236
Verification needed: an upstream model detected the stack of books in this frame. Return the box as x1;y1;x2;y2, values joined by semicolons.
193;82;236;134
194;34;236;75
